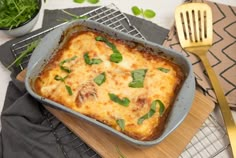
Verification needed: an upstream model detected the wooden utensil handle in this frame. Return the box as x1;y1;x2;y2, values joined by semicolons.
199;54;236;155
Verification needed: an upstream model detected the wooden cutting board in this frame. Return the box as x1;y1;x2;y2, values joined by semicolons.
18;70;214;158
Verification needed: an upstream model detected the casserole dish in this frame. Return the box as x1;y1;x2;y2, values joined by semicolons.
25;19;195;146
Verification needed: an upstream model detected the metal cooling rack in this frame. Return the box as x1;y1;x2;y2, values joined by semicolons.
10;3;229;158
10;3;145;71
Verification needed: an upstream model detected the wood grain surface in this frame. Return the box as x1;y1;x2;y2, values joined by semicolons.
18;69;214;158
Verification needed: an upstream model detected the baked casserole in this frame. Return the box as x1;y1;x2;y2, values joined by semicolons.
34;29;185;141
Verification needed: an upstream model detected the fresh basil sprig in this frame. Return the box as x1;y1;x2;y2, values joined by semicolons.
95;36;122;63
59;56;77;73
157;67;170;73
84;53;103;65
94;72;106;86
108;93;130;107
131;6;156;19
116;119;125;131
129;69;147;88
137;99;165;125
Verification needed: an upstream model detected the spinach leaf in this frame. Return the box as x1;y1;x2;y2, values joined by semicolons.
137;99;165;125
129;69;147;88
157;100;165;116
143;9;156;18
131;6;141;16
94;72;106;86
108;93;130;107
95;36;122;63
73;0;85;3
116;119;125;131
59;56;77;73
54;75;68;82
84;53;103;65
157;67;170;73
87;0;99;4
137;100;157;125
65;85;73;96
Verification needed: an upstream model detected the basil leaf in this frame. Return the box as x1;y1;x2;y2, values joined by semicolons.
137;100;157;125
73;0;85;3
129;69;147;88
157;100;165;116
65;85;73;96
94;72;106;86
54;75;68;82
131;6;141;16
59;56;77;73
95;36;122;63
87;0;99;4
84;53;103;65
157;67;170;73
143;9;156;19
110;53;122;63
108;93;130;107
116;119;125;131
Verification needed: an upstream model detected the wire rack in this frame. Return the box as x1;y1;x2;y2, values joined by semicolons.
10;3;229;158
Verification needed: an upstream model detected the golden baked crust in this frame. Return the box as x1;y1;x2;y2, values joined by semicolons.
34;30;184;141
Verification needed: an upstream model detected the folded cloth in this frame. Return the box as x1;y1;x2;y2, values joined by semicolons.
0;6;169;158
163;1;236;107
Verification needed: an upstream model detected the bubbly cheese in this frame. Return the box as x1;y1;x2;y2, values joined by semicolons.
34;31;184;141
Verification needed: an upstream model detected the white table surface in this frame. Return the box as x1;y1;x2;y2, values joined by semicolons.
0;0;235;157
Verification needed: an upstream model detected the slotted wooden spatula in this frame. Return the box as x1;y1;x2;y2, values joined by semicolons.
175;3;236;156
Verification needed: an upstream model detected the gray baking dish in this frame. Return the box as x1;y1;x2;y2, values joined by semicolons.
25;19;195;146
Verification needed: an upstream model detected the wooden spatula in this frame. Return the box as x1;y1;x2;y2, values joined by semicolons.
175;3;236;156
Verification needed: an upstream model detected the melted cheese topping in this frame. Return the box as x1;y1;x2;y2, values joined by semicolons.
34;31;184;141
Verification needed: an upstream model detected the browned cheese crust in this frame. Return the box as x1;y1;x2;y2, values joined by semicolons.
34;30;185;141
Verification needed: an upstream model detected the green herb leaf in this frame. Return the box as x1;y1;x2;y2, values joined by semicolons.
84;53;103;65
108;93;130;107
87;0;99;4
54;75;68;82
157;100;165;116
65;85;73;96
95;36;122;63
0;0;39;28
143;9;156;18
116;119;125;131
59;56;77;73
73;0;85;3
137;100;157;125
110;53;122;63
116;146;126;158
157;67;170;73
59;9;88;22
94;72;106;86
7;39;40;69
129;69;147;88
131;6;141;16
